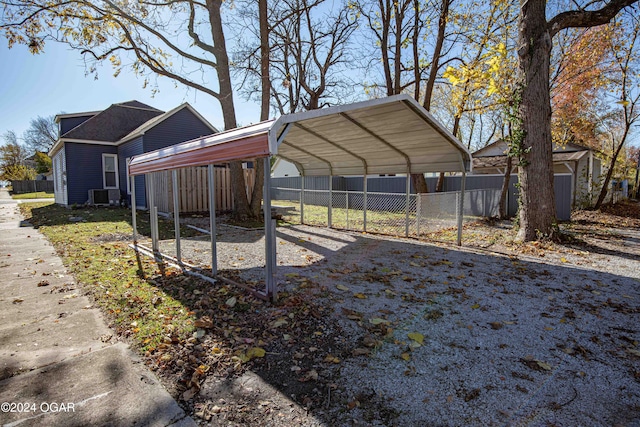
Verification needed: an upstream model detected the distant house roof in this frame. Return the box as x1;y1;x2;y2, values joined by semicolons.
60;102;164;142
472;140;595;170
49;101;217;156
473;151;590;170
473;139;593;158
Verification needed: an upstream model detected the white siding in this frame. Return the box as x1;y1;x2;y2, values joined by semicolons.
53;148;67;205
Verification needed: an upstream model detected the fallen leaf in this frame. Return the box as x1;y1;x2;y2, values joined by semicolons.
401;352;411;361
246;347;266;359
352;348;371;356
471;303;480;309
225;297;237;308
353;293;367;299
194;317;214;329
323;354;341;364
408;332;424;345
489;322;503;330
369;318;389;325
336;284;350;291
271;318;288;328
298;369;318;382
12;298;24;304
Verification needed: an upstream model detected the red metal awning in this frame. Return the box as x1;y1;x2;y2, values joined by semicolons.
128;120;273;176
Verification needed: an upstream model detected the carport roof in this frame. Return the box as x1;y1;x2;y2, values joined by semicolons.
128;94;471;177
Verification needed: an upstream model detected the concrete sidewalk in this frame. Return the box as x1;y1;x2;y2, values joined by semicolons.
0;189;195;427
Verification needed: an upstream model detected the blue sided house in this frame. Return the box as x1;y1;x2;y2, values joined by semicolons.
49;100;217;208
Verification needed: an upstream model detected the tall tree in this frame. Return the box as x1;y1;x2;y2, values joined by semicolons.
0;134;35;180
594;9;640;208
357;0;461;193
23;115;57;153
515;0;638;241
1;0;262;219
234;0;358;115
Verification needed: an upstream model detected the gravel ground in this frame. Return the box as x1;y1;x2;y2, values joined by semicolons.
154;210;640;426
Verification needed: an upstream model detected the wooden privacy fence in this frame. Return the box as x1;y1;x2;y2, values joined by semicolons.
10;180;54;194
151;167;255;214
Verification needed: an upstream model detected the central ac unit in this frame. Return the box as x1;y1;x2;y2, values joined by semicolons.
88;189;121;206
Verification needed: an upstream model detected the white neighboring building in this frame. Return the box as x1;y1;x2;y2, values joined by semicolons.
271;157;300;177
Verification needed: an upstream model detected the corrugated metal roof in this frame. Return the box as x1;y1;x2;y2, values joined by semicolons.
271;95;470;175
129;121;273;175
129;94;471;176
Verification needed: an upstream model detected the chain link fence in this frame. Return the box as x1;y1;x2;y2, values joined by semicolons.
272;185;501;240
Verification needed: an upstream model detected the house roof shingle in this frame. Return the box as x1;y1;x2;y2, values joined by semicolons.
61;102;165;142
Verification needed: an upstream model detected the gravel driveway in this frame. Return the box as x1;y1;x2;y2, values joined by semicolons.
155;216;639;426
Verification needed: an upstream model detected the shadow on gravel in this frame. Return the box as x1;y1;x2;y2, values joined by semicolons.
142;224;640;426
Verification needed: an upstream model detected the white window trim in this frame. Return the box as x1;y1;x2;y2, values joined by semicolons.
102;153;119;189
126;157;131;195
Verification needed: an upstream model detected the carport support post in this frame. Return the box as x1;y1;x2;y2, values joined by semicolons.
328;175;333;227
131;174;137;243
263;157;276;301
363;176;368;232
405;172;411;237
172;170;181;263
207;165;217;275
148;173;159;253
456;171;466;246
300;175;305;225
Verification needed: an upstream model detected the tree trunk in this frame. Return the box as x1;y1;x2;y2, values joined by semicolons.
516;0;556;241
248;0;270;220
435;172;445;192
411;174;428;193
207;0;252;220
499;155;513;219
594;125;631;209
422;0;450;110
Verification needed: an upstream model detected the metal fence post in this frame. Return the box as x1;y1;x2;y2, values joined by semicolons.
346;191;349;229
416;193;421;237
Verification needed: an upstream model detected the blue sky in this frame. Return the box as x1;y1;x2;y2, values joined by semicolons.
0;41;260;146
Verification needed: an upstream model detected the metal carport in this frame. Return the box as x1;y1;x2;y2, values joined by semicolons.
128;94;471;301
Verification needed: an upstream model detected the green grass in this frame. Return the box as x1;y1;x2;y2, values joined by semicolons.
19;202;202;352
12;191;54;199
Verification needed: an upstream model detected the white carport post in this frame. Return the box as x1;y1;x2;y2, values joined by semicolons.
405;169;411;237
207;165;217;275
147;173;159;253
172;170;181;263
263;157;276;301
328;175;333;227
130;173;138;243
456;170;466;246
300;174;305;224
363;175;368;232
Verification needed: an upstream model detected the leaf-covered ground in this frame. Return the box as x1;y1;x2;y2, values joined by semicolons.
19;200;640;426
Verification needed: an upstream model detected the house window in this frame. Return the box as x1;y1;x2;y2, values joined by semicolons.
102;154;119;189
